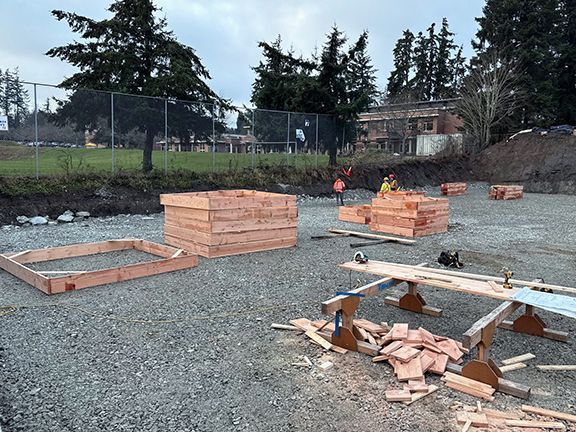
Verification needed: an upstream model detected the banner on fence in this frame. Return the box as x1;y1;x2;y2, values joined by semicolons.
0;115;8;131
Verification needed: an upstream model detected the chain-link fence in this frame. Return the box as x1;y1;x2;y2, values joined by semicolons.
0;82;342;178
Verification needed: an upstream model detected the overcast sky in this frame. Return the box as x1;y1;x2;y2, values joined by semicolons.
0;0;485;106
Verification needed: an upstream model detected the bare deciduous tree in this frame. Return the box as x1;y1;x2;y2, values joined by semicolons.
457;53;521;152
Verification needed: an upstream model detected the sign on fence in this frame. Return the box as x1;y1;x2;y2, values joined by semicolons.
0;115;8;131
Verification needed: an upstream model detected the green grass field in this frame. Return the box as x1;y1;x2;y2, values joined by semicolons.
0;142;329;176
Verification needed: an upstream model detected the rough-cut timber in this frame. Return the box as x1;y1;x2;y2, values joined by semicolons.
338;205;371;224
160;190;298;258
0;239;198;295
488;185;524;200
440;182;467;196
369;192;449;237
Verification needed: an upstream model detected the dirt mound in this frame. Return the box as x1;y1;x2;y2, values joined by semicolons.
473;133;576;194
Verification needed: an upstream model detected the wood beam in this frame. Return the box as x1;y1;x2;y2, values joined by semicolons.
462;301;523;349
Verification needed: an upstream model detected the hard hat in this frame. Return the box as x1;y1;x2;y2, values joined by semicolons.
389;174;395;180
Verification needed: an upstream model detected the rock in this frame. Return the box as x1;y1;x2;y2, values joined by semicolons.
16;216;29;224
29;216;48;226
73;217;85;223
48;221;57;225
76;211;90;218
57;213;74;223
63;210;74;216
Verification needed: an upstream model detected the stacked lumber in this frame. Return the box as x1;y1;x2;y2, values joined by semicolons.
377;190;425;199
440;182;467;196
442;372;496;401
370;193;449;237
488;184;524;200
338;205;372;224
160;190;297;258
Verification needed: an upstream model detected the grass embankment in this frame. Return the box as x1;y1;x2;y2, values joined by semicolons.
0;141;329;176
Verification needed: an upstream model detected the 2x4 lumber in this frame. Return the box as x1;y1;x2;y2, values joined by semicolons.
47;254;198;294
521;405;576;423
133;239;184;258
498;321;569;342
271;324;301;331
447;364;531;399
385;389;412;402
456;412;489;427
321;262;428;315
328;228;416;244
0;254;50;293
289;318;313;331
462;301;523;349
369;261;576;295
536;365;576;371
445;381;495;401
6;239;134;264
160;190;296;210
505;420;566;429
500;363;527;373
403;384;439;405
443;372;496;394
304;329;333;350
501;353;535;365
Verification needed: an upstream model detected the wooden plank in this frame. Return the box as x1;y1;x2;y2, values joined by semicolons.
385;389;412;402
48;254;198;294
380;340;404;355
372;355;389;363
271;324;301;331
536;365;576;371
420;353;435;373
501;353;535;365
304;329;333;350
460;420;472;432
289;318;313;331
353;318;388;334
391;323;409;340
521;405;576;423
481;408;522;420
396;356;423;381
456;412;489;427
389;346;421;363
463;301;523;349
403;384;439;405
505;420;566;429
500;362;527;373
0;254;50;293
443;372;496;394
445;382;495;401
328;228;416;244
428;354;449;375
437;339;464;362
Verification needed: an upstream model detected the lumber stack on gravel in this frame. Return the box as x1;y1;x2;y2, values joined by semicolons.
488;185;524;200
369;192;449;237
160;190;297;258
338;205;371;224
440;182;467;196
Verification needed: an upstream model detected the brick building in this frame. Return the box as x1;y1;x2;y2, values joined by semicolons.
356;98;463;155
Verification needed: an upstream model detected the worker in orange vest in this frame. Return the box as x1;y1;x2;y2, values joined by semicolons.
333;176;346;206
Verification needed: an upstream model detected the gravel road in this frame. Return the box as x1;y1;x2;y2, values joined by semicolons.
0;183;574;431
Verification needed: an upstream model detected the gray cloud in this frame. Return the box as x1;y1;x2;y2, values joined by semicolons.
0;0;485;106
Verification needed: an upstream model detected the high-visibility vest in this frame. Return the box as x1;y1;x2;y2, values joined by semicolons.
333;179;345;193
380;181;390;193
390;179;398;191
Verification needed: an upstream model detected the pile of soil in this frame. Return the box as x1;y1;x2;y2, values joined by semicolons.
473;133;576;194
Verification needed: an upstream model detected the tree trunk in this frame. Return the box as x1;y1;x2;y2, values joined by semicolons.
143;128;155;173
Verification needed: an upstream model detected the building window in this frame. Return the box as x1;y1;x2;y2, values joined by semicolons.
424;121;434;131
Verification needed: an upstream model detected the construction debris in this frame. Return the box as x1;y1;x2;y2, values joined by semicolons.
501;352;536;365
536;365;576;371
521;404;576;423
500;362;528;373
488;184;524;200
440;182;467;196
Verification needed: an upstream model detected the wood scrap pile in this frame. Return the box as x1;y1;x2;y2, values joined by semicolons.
440;182;467;196
370;192;449;237
454;402;575;431
488;184;524;200
338;205;372;224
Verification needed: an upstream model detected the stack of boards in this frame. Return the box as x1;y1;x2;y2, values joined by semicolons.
160;190;297;258
338;205;371;224
488;185;524;200
440;182;467;196
370;191;449;237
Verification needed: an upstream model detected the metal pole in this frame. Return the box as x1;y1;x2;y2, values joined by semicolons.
286;112;290;165
212;103;216;173
111;93;115;175
34;84;38;179
164;98;168;175
251;109;255;168
315;114;319;168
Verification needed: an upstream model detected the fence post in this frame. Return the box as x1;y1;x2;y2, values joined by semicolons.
34;83;38;179
315;114;319;168
111;93;115;175
164;98;168;175
286;112;290;165
212;102;216;173
251;109;255;168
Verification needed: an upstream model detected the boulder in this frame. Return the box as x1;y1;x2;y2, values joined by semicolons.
57;213;75;223
75;211;90;218
16;216;29;224
30;216;48;225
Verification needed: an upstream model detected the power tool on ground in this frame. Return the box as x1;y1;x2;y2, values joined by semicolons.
438;250;464;268
353;251;368;264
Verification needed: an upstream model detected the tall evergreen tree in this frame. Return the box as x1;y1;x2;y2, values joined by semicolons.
473;0;561;126
386;30;415;100
47;0;222;172
557;0;576;123
434;18;457;98
346;31;379;108
11;68;30;128
410;24;438;100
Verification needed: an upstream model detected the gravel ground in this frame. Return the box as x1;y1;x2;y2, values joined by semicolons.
0;182;575;431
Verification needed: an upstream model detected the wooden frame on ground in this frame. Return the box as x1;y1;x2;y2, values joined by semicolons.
0;239;198;295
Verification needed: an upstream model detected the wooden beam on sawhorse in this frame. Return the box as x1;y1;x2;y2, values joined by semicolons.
498;304;569;342
384;281;443;317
